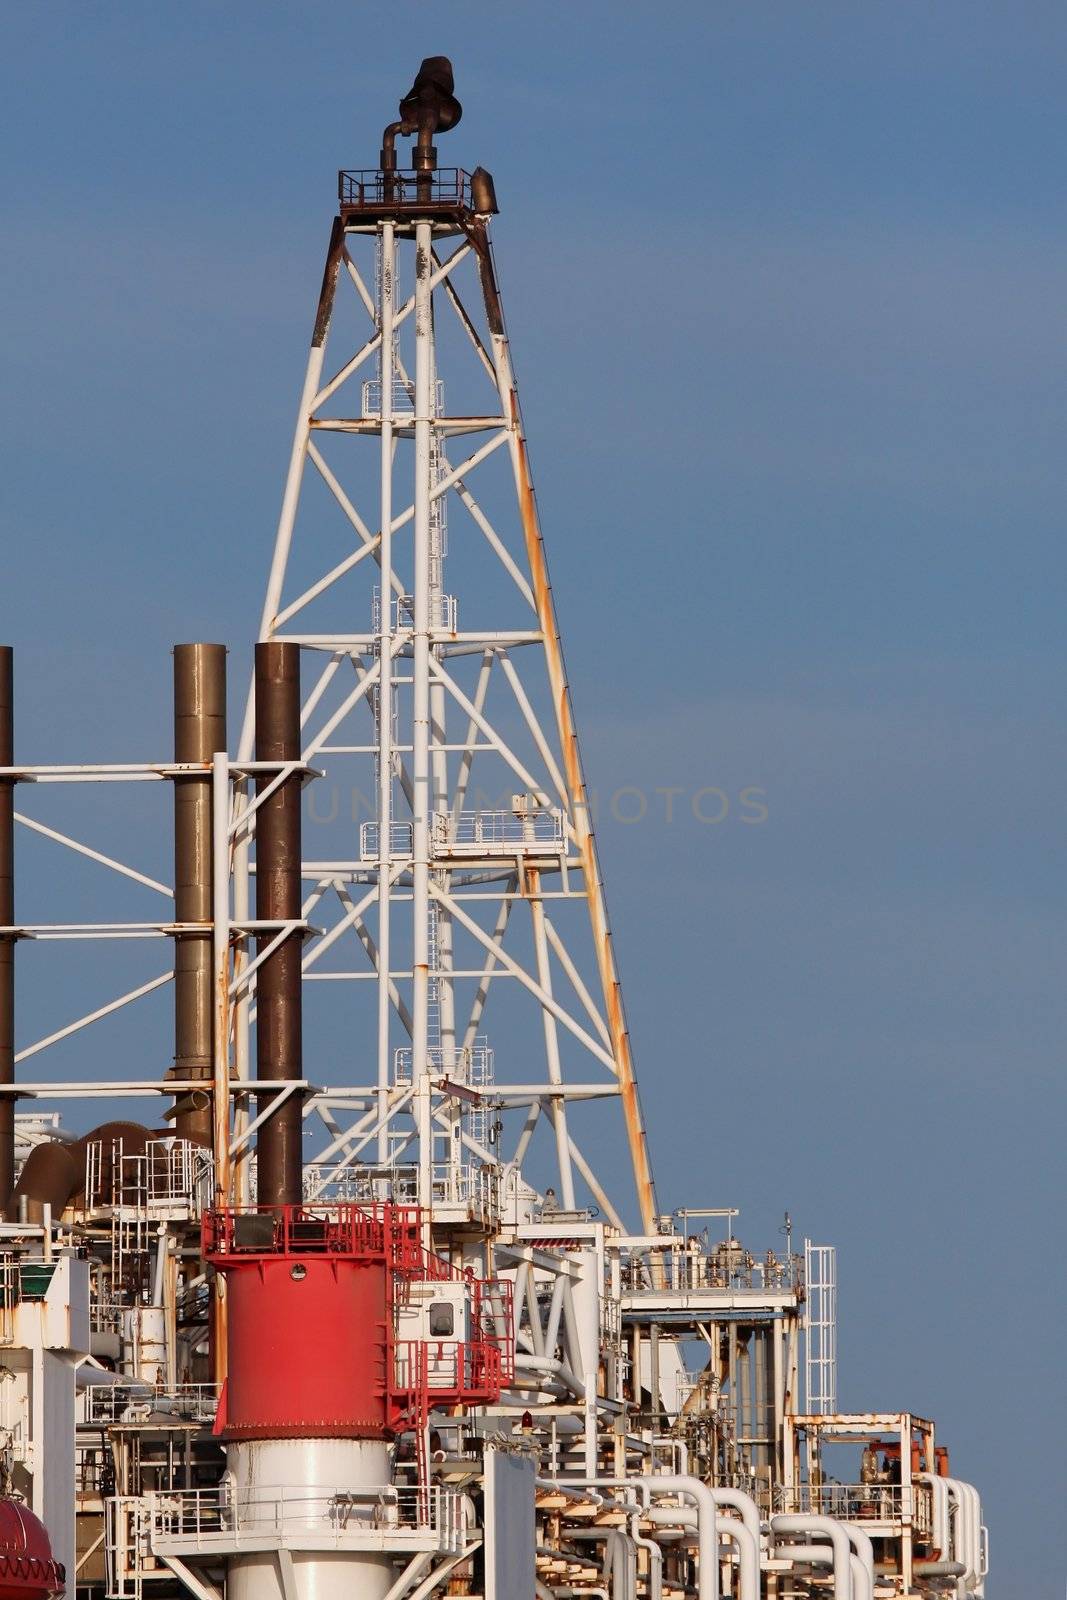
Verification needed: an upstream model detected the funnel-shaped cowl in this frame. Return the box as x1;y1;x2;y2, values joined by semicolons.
399;56;462;133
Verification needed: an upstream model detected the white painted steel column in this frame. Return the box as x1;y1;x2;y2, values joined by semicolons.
376;221;396;1163
529;869;575;1209
211;751;231;1208
232;774;251;1203
412;221;433;1226
426;277;456;1082
210;751;230;1390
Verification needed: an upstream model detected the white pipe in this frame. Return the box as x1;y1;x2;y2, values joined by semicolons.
708;1488;760;1549
943;1477;979;1591
641;1504;758;1600
719;1520;758;1600
776;1541;871;1600
771;1515;850;1600
151;1229;167;1306
958;1481;985;1593
514;1353;586;1398
844;1523;874;1599
550;1476;717;1600
568;1528;634;1600
610;1529;636;1600
630;1513;663;1600
917;1471;951;1561
849;1551;872;1600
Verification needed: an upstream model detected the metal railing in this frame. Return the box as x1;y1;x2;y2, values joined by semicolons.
0;1256;59;1325
84;1383;219;1426
371;583;455;633
394;1040;494;1087
301;1161;499;1220
773;1482;930;1529
85;1137;213;1216
302;1162;420;1205
362;377;444;420
623;1247;804;1296
430;1163;500;1217
203;1201;424;1266
360;819;414;861
434;807;565;856
338;168;473;212
394;1338;502;1400
145;1483;464;1552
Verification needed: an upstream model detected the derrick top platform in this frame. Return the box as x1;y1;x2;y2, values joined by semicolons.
337;168;497;228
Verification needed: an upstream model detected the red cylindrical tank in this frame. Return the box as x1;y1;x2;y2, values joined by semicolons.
220;1253;389;1440
0;1500;64;1600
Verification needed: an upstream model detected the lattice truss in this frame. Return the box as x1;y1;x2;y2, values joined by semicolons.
229;208;658;1230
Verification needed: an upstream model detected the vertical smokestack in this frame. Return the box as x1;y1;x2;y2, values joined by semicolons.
172;644;227;1144
254;642;303;1206
0;649;13;1207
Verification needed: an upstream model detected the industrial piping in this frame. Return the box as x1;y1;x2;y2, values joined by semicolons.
773;1541;873;1600
770;1514;852;1600
172;643;226;1145
943;1477;981;1593
843;1521;875;1597
629;1511;663;1600
917;1471;951;1562
0;648;12;1208
545;1477;718;1600
641;1506;759;1600
253;640;303;1206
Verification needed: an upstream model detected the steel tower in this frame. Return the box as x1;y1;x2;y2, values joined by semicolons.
0;62;991;1600
227;72;658;1234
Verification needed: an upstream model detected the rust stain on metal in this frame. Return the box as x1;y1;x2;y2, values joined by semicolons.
470;219;505;336
311;216;345;349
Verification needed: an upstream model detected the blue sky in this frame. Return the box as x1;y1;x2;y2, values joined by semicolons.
1;5;1064;1593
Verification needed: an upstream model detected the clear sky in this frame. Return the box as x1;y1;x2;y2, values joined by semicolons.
1;4;1064;1593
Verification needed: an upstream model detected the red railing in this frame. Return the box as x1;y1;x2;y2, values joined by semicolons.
202;1202;423;1263
390;1339;502;1412
205;1205;516;1467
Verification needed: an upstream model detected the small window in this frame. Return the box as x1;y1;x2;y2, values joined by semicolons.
428;1302;454;1337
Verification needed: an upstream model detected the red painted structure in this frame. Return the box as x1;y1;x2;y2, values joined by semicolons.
0;1501;64;1600
203;1204;513;1443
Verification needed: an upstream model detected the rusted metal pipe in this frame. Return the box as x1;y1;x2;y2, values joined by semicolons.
172;644;227;1145
0;648;13;1208
254;641;303;1206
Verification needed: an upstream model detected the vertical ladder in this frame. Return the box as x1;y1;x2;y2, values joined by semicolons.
804;1240;837;1414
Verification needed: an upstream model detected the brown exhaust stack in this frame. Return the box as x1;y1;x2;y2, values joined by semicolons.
171;645;227;1144
0;648;13;1207
254;641;303;1206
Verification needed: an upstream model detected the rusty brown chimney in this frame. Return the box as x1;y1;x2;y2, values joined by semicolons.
254;641;303;1206
171;644;227;1144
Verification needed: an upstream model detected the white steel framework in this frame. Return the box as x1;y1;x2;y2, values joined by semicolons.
224;184;658;1232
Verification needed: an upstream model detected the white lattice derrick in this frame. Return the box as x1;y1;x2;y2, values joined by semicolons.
231;201;657;1229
